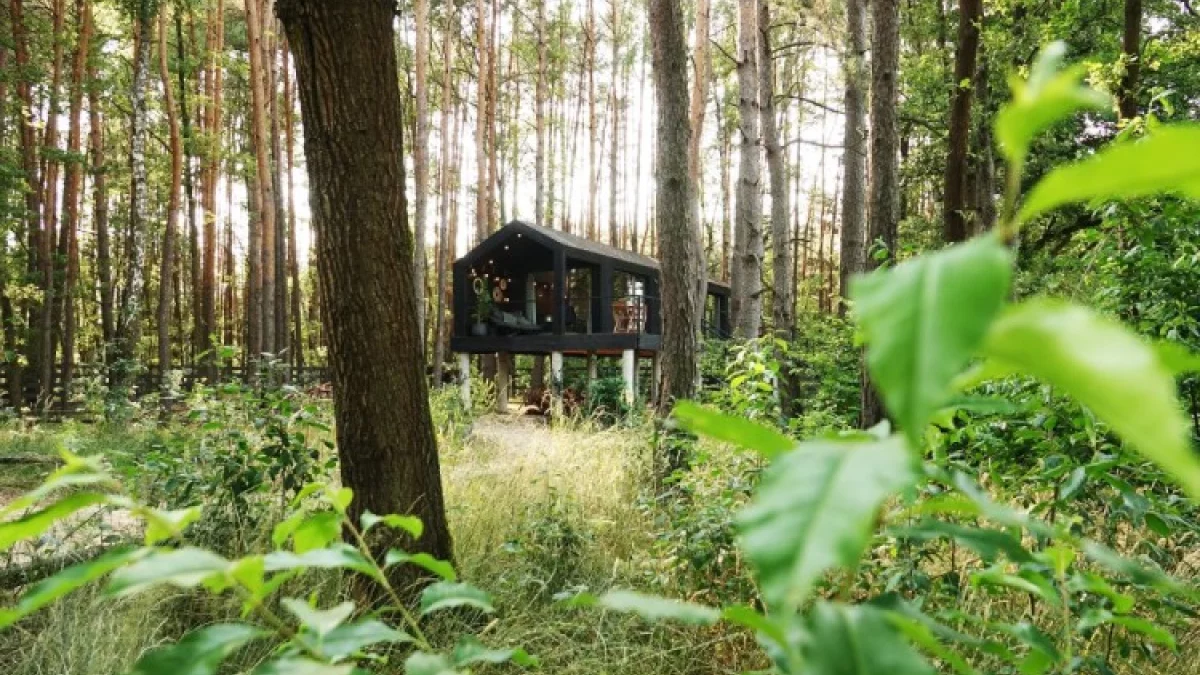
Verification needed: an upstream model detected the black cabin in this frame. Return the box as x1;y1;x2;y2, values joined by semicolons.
451;220;731;357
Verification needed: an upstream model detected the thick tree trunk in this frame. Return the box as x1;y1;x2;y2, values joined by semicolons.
158;10;183;382
862;0;901;428
178;11;200;368
943;0;981;244
414;0;431;338
1118;0;1142;120
278;0;454;591
687;0;710;203
730;0;762;337
759;0;791;339
649;0;703;413
837;0;867;317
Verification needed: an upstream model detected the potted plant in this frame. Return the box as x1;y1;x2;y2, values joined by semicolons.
471;278;493;336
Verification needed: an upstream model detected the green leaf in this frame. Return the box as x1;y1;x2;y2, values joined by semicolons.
737;435;917;611
326;487;354;514
981;300;1200;497
995;42;1111;165
263;544;381;581
252;657;358;675
320;620;414;662
131;623;265;675
897;520;1034;563
1111;615;1176;649
0;547;144;628
140;506;203;545
419;581;495;615
360;511;424;538
597;589;720;625
1019;125;1200;224
888;614;980;675
851;235;1013;446
293;511;342;553
108;548;231;596
452;635;538;668
384;550;457;581
800;602;935;675
672;401;793;458
0;453;110;520
281;598;354;637
0;492;109;552
405;652;459;675
721;605;787;646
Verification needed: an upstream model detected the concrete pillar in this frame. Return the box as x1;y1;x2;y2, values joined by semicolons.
587;353;598;389
496;353;511;413
622;349;636;404
458;353;471;408
550;351;565;413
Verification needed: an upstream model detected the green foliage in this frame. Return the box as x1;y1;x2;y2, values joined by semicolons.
0;457;533;675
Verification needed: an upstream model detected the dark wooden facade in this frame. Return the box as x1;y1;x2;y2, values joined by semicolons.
451;221;730;356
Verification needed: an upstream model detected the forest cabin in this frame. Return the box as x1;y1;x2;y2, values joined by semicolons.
451;220;731;407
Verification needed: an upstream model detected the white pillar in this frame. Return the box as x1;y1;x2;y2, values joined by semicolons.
651;353;662;406
496;353;511;413
587;353;598;388
458;353;471;408
550;351;565;413
622;349;636;405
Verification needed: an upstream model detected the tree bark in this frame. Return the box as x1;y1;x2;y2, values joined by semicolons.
862;0;901;428
535;0;547;226
1118;0;1142;120
730;0;762;337
838;0;867;316
607;0;621;247
199;0;224;378
759;0;791;339
649;0;703;413
88;50;113;351
246;0;277;358
586;0;598;240
277;0;454;591
158;10;183;382
283;41;304;369
414;0;431;338
943;0;981;244
115;1;155;380
57;0;91;399
432;17;457;384
475;0;491;243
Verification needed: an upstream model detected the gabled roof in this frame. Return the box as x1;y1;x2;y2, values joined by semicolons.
458;220;730;291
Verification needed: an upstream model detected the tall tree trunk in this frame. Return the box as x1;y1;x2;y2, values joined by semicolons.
283;41;304;368
57;0;91;400
687;0;710;210
649;0;703;413
1118;0;1142;119
115;1;156;381
246;0;277;357
432;17;457;384
607;0;621;247
0;41;19;407
759;0;790;339
157;10;183;382
730;0;762;337
180;11;200;368
200;0;224;378
269;19;288;358
586;0;597;239
942;0;981;244
278;0;454;594
414;0;431;339
535;0;547;225
89;55;113;350
475;0;490;243
838;0;867;316
629;39;647;254
862;0;900;428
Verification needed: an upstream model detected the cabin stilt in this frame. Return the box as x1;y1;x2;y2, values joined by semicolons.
496;353;511;413
550;351;564;408
458;353;471;408
622;349;636;404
